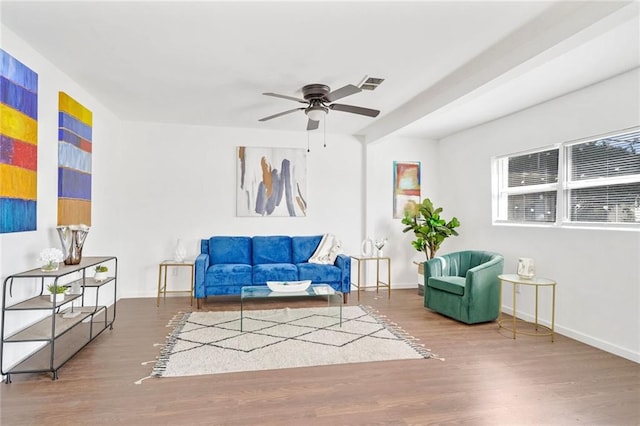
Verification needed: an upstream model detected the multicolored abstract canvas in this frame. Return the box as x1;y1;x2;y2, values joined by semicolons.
393;161;421;218
0;49;38;233
237;146;307;217
58;92;92;225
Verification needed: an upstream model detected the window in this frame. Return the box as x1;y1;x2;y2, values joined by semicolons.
565;130;640;225
493;128;640;229
494;148;559;223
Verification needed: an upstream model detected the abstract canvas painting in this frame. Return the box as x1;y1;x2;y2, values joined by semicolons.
58;92;92;225
0;49;38;233
237;146;307;217
393;161;421;218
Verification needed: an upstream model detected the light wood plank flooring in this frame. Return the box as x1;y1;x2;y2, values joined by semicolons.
1;289;638;425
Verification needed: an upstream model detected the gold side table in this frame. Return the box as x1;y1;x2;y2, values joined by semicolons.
498;273;557;342
157;260;194;307
350;255;391;301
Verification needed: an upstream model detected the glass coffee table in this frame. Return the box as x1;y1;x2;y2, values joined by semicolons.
240;284;342;331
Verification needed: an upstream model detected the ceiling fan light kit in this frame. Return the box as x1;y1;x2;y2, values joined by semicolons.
259;81;381;131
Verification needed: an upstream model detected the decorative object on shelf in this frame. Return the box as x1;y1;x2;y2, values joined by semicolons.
374;238;388;257
57;224;90;265
94;265;108;282
393;161;421;219
361;237;374;256
266;280;311;293
47;283;66;302
401;197;460;260
173;238;186;262
38;248;64;272
517;258;535;279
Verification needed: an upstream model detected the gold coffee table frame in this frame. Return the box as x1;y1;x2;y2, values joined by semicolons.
157;260;195;307
350;255;391;301
498;273;557;342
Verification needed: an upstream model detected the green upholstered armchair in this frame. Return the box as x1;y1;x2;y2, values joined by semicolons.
424;250;504;324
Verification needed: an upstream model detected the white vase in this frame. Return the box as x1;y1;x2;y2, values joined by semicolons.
50;293;64;303
360;238;373;257
174;238;186;262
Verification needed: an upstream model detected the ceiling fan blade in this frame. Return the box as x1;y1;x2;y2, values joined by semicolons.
325;84;362;102
329;103;380;118
258;108;304;122
306;119;319;131
263;92;307;103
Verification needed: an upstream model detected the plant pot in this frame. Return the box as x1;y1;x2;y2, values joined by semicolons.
416;261;425;296
50;293;65;303
94;271;107;282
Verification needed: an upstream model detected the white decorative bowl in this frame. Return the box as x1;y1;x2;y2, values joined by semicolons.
267;280;311;293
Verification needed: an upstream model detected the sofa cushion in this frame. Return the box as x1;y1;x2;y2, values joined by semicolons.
206;264;252;286
252;263;298;284
291;235;322;264
297;263;341;283
428;276;465;296
209;236;251;265
252;236;292;264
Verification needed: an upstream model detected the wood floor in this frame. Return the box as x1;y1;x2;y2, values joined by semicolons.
1;289;638;425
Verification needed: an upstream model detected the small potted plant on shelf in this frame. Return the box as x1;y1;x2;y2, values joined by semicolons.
47;283;67;303
94;265;108;282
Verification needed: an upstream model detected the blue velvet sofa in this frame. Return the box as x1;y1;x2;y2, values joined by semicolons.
195;235;351;307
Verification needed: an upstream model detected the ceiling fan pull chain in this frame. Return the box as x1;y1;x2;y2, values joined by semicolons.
307;131;310;153
323;116;327;148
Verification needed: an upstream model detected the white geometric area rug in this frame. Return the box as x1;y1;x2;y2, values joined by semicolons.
152;305;439;378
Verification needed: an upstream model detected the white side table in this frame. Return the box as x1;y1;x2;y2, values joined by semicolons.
498;274;557;342
157;260;194;307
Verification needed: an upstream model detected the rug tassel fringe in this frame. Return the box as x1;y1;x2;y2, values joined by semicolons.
151;311;190;377
361;305;442;361
134;375;153;385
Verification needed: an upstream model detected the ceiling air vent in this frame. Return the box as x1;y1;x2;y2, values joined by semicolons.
358;76;384;91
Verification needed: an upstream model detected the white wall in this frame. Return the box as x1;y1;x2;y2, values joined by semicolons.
437;69;640;362
0;28;124;370
113;122;364;298
364;136;441;287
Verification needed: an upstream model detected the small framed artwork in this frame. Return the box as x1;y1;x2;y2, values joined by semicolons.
393;161;421;218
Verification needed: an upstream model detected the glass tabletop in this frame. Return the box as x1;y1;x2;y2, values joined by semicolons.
241;284;337;299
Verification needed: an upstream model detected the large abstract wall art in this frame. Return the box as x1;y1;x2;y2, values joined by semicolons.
237;146;307;217
393;161;421;218
58;92;92;226
0;49;38;233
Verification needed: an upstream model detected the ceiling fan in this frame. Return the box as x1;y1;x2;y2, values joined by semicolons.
258;83;380;131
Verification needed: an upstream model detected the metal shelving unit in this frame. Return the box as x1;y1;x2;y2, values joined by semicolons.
1;256;117;383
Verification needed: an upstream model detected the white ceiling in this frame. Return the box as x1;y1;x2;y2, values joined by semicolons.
1;1;639;142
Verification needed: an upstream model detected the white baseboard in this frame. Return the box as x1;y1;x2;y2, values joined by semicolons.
501;305;639;363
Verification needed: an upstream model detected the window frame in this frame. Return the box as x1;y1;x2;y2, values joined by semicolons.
492;127;640;231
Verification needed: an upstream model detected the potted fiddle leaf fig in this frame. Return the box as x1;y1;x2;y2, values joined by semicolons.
401;197;461;260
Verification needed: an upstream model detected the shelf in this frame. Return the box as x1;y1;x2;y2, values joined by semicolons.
5;293;82;311
82;276;115;288
1;256;117;382
4;307;106;342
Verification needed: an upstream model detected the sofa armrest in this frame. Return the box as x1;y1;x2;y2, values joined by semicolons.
464;256;504;297
194;253;210;299
335;254;351;293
